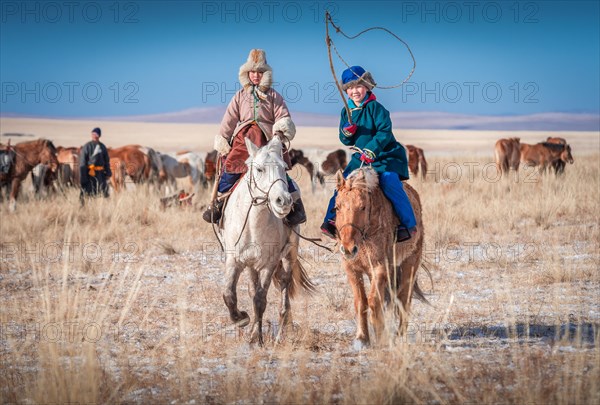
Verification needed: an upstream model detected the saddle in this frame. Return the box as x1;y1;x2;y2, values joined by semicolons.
0;149;15;175
214;174;245;228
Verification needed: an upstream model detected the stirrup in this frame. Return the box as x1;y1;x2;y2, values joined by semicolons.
284;199;307;227
396;226;416;243
202;200;224;223
320;220;337;240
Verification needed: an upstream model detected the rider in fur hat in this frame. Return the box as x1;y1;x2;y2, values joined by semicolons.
203;49;306;226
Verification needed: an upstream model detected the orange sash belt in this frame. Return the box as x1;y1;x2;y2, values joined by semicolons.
88;165;104;177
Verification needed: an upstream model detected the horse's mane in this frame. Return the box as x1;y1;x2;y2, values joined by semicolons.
16;138;56;150
247;142;287;169
346;167;379;191
540;142;566;152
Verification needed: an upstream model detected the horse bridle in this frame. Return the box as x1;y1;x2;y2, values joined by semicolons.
335;188;373;243
234;161;288;247
247;162;288;210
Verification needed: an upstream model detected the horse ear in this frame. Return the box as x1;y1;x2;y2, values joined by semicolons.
245;137;259;158
268;136;283;154
336;170;345;190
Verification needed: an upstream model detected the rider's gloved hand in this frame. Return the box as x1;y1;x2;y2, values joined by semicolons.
359;150;375;164
341;123;357;137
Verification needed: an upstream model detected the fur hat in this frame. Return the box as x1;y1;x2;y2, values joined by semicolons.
341;66;376;91
239;49;273;98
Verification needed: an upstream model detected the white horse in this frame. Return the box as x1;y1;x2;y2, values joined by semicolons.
220;136;314;345
161;151;208;195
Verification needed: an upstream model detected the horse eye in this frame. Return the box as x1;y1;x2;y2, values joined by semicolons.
360;206;366;211
256;166;264;173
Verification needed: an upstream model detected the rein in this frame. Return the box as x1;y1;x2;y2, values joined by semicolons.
336;187;373;244
233;163;288;247
290;227;335;253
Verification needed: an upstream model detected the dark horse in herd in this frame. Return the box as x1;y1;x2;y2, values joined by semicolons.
288;145;429;187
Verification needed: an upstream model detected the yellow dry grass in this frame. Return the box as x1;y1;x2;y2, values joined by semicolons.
0;120;599;404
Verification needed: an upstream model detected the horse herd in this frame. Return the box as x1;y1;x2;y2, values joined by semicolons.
0;135;575;212
0;140;217;210
495;136;574;176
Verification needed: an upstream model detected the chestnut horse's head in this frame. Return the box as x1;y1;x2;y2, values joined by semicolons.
335;167;379;260
37;139;59;171
14;139;58;172
561;144;574;164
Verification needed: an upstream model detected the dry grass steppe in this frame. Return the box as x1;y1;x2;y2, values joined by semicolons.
1;119;598;404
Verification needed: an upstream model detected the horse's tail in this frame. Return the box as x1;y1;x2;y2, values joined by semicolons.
289;258;316;299
395;261;431;305
494;141;509;174
418;150;428;181
412;279;429;304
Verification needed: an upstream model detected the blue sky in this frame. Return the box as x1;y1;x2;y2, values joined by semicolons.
1;0;599;118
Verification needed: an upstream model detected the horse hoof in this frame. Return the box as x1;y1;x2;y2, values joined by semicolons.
352;339;369;351
234;311;250;328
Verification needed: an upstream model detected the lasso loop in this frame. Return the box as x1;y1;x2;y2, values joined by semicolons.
325;11;417;124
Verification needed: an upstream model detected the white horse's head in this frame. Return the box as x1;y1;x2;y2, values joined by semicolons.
244;136;292;218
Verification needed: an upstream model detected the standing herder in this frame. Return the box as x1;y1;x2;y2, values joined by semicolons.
203;49;306;226
79;127;112;204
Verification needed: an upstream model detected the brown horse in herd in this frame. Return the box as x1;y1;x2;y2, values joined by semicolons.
405;145;428;180
494;137;521;175
289;146;428;187
56;146;80;187
545;137;572;175
288;148;316;184
204;149;218;184
495;137;574;176
520;141;573;174
335;167;426;348
317;149;348;185
0;139;58;211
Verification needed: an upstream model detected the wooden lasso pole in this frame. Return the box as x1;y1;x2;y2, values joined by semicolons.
325;11;353;125
210;154;221;203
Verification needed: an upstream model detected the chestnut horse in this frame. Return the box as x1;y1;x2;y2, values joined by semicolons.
109;156;127;193
494;137;521;175
335;167;426;349
317;149;348;185
0;139;58;211
545;137;573;175
204;149;218;184
520;142;573;175
133;145;167;186
405;145;428;180
108;145;151;184
56;146;80;188
31;146;80;195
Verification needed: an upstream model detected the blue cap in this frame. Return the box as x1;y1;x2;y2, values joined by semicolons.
341;66;366;85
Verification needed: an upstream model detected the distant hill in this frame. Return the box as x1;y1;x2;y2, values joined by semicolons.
2;108;598;131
